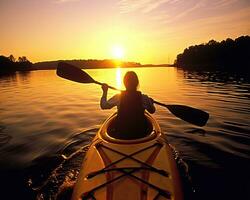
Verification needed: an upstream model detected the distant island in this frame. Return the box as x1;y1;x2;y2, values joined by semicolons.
33;60;171;70
175;35;250;72
33;59;142;70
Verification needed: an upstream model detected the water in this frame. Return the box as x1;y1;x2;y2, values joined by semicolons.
0;67;249;199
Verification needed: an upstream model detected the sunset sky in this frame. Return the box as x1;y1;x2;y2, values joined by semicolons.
0;0;249;64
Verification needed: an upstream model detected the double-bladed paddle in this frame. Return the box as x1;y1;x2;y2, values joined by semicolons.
56;62;209;126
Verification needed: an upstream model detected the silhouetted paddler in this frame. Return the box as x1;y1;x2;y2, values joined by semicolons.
100;71;155;139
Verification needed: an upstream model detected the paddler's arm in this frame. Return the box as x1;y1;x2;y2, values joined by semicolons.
142;95;156;114
100;84;120;109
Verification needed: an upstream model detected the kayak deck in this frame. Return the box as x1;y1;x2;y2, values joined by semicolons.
71;113;183;200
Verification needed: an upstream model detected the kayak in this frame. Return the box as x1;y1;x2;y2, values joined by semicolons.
71;112;183;200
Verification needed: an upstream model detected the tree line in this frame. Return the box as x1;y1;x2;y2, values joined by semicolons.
33;59;141;70
0;55;33;75
175;35;250;71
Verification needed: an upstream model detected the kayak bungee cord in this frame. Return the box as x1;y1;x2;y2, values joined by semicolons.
81;168;141;200
91;143;168;175
86;167;168;179
80;141;172;200
96;143;168;177
87;142;168;179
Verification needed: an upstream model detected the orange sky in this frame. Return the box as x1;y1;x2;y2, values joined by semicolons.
0;0;249;64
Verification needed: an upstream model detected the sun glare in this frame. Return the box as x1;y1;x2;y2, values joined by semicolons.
116;68;122;89
111;45;125;59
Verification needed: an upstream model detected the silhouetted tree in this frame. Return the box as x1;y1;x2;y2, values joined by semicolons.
175;35;250;72
18;56;28;63
0;55;16;74
0;55;33;74
8;55;15;62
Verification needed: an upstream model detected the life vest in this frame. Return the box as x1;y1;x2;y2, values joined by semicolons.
115;91;148;139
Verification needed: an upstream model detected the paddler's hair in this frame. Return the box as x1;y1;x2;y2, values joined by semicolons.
123;71;139;91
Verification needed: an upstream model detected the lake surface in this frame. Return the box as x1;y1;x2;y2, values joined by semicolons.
0;67;249;200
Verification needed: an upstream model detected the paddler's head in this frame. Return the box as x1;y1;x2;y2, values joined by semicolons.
123;71;139;91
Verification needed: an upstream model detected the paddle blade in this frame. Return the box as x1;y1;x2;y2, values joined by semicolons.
166;105;209;126
57;62;95;83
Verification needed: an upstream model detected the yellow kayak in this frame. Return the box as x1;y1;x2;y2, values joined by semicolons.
71;112;183;200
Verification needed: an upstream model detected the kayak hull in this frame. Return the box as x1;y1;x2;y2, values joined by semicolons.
71;113;183;200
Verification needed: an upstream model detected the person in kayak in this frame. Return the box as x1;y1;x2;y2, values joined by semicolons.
100;71;155;139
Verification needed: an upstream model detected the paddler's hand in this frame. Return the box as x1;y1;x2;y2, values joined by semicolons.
101;83;109;93
148;97;156;114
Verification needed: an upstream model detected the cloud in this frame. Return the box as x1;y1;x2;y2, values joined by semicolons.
163;6;250;40
118;0;241;13
118;0;244;23
118;0;172;13
164;1;204;23
213;0;239;8
142;0;173;13
55;0;80;3
117;0;250;44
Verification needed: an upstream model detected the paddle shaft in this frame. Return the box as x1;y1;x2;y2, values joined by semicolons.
93;80;120;91
153;100;169;107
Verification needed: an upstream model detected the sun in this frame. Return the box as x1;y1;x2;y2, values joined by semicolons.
111;45;125;59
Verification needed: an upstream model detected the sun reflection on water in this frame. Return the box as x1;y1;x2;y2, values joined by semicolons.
116;67;122;89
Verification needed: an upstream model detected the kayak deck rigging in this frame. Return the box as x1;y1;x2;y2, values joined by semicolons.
81;142;172;200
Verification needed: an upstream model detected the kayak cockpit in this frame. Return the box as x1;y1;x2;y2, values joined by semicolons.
98;112;161;144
